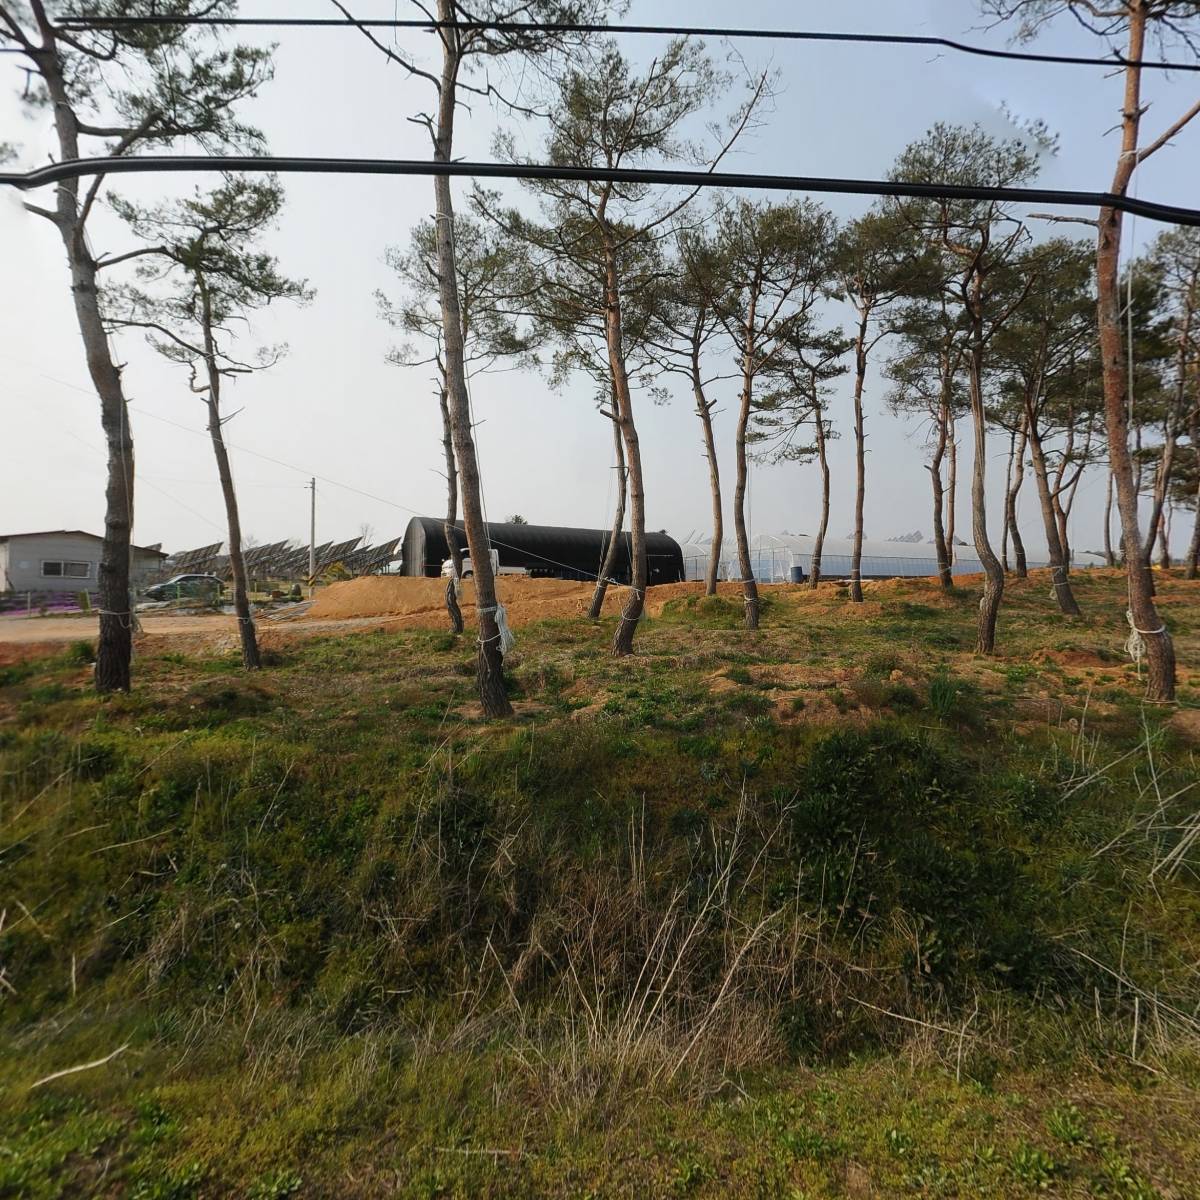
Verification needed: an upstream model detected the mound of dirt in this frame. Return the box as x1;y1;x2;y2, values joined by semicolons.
309;575;614;627
308;577;812;629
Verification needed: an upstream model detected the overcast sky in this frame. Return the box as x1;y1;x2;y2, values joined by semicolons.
2;0;1198;562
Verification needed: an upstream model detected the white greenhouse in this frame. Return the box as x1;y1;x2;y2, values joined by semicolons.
675;532;986;584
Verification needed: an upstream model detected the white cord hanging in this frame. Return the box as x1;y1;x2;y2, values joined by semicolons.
1125;609;1145;673
1125;608;1167;675
478;603;516;654
1049;563;1067;600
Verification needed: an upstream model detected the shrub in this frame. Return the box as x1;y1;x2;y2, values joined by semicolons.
67;639;96;665
862;650;902;678
928;672;981;725
791;726;1056;991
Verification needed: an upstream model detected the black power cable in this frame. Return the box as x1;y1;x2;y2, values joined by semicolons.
2;155;1198;227
47;15;1200;75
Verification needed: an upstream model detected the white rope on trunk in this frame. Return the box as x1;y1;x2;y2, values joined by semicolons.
1125;608;1167;674
478;603;515;654
1049;563;1068;600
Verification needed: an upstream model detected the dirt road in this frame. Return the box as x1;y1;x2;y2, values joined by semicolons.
0;578;759;659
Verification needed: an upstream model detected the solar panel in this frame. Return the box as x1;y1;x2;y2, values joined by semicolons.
343;537;401;574
167;542;223;573
274;545;316;578
258;541;299;576
361;537;401;573
242;540;292;574
314;537;362;572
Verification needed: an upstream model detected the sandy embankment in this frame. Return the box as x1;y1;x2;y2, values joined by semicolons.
305;574;755;626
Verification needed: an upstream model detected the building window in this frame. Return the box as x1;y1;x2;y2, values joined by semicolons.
41;561;91;579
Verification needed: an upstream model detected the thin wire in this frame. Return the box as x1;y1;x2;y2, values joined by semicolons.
47;15;1200;73
49;412;227;534
4;156;1198;226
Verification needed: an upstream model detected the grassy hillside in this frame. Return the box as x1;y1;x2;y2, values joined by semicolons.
1;571;1198;1198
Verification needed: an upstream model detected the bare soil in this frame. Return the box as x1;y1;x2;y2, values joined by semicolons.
306;575;806;624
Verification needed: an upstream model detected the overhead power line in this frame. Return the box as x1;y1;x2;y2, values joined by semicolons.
47;15;1200;74
2;155;1198;227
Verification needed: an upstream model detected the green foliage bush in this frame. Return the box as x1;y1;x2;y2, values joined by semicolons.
792;726;1060;992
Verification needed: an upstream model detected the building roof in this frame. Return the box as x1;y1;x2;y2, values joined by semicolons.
0;530;169;557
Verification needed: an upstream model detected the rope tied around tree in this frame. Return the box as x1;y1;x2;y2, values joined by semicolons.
1049;562;1069;600
1125;608;1168;674
618;587;645;623
477;602;515;654
98;590;143;637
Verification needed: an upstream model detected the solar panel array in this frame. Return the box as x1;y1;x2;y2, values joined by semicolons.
159;536;401;583
167;542;223;574
243;540;293;575
343;537;401;574
315;536;362;573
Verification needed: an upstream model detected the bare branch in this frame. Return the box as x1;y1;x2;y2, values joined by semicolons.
1136;97;1200;165
95;245;173;272
328;0;442;91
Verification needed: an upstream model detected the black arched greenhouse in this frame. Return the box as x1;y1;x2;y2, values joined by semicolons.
400;518;685;585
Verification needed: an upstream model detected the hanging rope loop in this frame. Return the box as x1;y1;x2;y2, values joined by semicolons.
478;602;515;654
1125;608;1167;674
1049;562;1068;599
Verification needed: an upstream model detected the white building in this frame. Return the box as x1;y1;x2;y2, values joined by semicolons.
0;530;167;595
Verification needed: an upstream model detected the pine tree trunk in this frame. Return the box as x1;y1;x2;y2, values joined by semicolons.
1143;297;1191;563
1187;416;1200;579
1143;436;1177;564
205;396;260;669
1056;496;1073;575
433;3;510;715
38;29;133;692
1009;418;1028;578
734;290;761;629
438;386;464;635
1158;510;1171;569
589;410;626;620
810;413;830;588
966;317;1004;654
1096;4;1175;700
930;400;953;590
1026;415;1081;615
849;307;869;603
1001;427;1016;572
946;413;958;566
1104;470;1117;566
693;338;722;596
199;287;260;670
604;245;647;656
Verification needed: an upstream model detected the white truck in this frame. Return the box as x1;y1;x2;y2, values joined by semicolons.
441;549;527;579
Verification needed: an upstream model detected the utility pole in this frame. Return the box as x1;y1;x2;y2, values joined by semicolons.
308;477;316;589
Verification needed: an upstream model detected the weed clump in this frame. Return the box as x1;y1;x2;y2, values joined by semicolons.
792;726;1060;993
